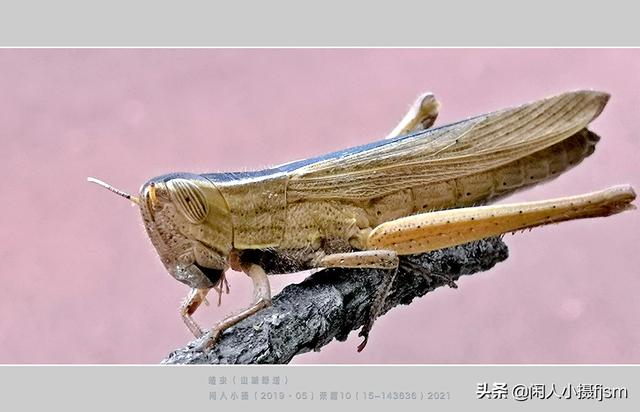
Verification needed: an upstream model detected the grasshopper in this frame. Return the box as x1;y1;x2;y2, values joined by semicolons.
89;90;635;352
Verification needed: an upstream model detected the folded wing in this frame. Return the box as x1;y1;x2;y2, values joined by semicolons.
286;90;609;202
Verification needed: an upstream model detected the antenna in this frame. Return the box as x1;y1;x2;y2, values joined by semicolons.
87;177;140;205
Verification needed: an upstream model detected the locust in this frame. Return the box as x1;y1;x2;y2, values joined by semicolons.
89;90;635;352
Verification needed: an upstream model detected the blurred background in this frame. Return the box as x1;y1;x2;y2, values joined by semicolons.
0;49;638;364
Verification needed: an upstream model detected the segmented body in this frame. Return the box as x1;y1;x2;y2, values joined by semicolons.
137;90;609;285
212;128;598;270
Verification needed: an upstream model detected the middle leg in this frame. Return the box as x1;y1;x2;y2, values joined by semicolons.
314;249;400;351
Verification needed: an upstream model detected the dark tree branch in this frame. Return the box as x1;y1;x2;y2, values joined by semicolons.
162;237;508;364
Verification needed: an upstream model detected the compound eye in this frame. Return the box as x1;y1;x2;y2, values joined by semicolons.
166;178;209;223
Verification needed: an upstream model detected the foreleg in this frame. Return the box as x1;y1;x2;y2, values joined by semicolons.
198;262;271;350
179;288;210;338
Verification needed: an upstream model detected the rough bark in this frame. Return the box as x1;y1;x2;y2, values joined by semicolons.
162;237;508;364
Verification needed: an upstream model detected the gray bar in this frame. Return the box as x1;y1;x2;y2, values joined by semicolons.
0;1;638;46
0;366;636;411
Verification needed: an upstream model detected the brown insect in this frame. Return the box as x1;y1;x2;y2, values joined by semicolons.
89;90;635;351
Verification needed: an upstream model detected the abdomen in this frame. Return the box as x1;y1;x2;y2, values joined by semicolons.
367;129;599;226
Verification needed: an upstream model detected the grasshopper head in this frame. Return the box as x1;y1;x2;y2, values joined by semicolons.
88;174;233;289
138;173;234;288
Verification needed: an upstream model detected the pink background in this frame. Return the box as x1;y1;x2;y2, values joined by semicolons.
0;49;638;364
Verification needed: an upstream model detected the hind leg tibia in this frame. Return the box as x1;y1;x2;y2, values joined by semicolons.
316;250;399;270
